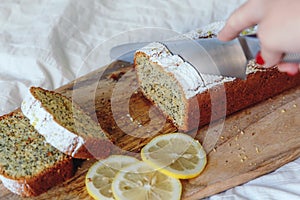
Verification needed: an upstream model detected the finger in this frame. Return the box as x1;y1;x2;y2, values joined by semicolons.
277;62;300;76
260;45;283;68
218;0;262;41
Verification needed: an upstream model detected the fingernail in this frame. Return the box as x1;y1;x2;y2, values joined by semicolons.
255;51;265;65
285;69;298;76
286;72;297;76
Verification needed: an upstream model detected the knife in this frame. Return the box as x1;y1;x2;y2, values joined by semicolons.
110;35;300;79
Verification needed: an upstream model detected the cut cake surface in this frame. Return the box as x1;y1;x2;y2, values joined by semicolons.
21;87;112;159
0;111;74;197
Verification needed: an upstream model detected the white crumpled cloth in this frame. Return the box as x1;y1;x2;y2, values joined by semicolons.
1;1;300;199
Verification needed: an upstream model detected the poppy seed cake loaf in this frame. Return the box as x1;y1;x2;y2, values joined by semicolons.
21;87;112;159
134;42;300;131
0;112;74;197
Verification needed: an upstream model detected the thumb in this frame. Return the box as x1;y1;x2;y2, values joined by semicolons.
277;62;300;75
260;46;283;68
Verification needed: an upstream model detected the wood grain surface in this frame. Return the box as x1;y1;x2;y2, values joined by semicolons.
1;61;300;200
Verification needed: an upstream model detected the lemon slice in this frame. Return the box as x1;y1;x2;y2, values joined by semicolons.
85;155;139;200
112;161;182;200
141;132;207;179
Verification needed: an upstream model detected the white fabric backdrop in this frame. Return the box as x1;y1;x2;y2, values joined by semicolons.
1;1;300;199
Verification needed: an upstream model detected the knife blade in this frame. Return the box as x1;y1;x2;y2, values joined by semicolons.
110;35;300;79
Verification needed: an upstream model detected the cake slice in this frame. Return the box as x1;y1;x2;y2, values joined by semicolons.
134;42;300;131
21;87;112;159
0;111;74;197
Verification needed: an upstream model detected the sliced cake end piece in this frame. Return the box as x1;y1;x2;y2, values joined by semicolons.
134;42;213;130
21;87;112;159
0;111;74;197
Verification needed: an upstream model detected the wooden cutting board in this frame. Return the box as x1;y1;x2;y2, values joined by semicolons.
1;61;300;200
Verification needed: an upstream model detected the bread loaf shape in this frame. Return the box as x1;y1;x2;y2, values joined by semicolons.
0;112;74;197
134;42;300;131
21;87;112;159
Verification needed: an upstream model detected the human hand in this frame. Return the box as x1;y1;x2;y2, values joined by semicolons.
218;0;300;75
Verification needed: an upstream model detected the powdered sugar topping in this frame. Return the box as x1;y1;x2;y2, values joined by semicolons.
137;42;235;98
136;22;264;99
21;89;85;157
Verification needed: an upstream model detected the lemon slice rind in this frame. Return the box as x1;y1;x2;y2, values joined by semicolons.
111;161;182;200
141;133;207;179
85;155;140;200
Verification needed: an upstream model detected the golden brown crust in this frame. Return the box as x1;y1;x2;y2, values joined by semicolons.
135;50;300;131
0;111;76;197
1;157;74;197
184;67;300;131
